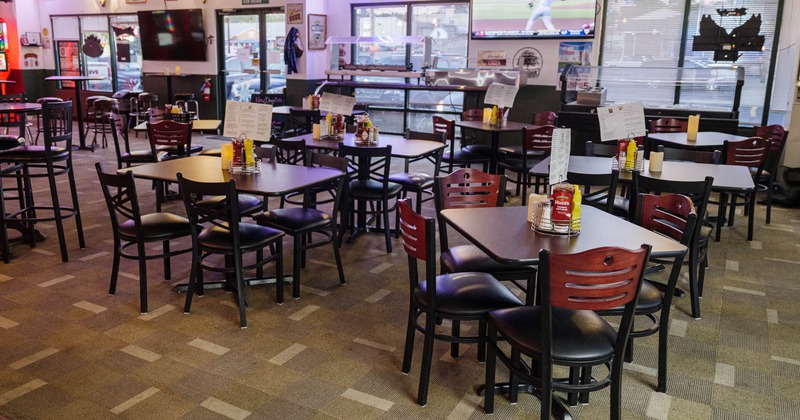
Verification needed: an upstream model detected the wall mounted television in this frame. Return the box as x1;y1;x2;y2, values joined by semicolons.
137;9;207;61
471;0;596;40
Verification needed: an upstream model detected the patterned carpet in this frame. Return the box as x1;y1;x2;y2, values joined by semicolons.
1;129;799;419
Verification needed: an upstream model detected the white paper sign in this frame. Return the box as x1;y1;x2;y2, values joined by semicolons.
549;128;572;186
596;102;647;142
223;101;273;141
319;93;356;116
483;83;519;109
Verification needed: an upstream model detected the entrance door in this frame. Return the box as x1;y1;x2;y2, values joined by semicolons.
218;8;286;111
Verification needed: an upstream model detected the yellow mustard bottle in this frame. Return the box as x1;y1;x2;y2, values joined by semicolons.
625;138;636;170
571;185;582;231
490;105;498;126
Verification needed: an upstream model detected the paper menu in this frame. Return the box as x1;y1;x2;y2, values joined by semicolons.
319;93;357;116
549;128;572;186
223;100;273;141
483;83;519;109
596;102;646;142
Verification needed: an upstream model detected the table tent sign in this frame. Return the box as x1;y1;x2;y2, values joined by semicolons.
223;100;273;141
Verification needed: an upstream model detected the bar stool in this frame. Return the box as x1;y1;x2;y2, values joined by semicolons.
0;100;85;262
33;97;63;145
131;92;159;137
174;93;199;119
85;95;110;134
90;98;118;149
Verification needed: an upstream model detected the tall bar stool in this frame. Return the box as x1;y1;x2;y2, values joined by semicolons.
0;100;85;262
84;95;110;135
90;98;118;149
131;92;159;137
33;97;63;145
174;93;199;119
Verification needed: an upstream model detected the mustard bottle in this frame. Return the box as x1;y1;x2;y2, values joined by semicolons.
490;105;498;126
571;185;582;231
625;139;636;170
326;112;332;135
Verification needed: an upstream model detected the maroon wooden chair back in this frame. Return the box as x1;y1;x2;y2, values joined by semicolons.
523;125;556;153
650;118;688;133
435;168;505;210
753;124;787;154
543;245;650;311
636;193;696;244
723;137;770;168
399;198;429;261
532;111;557;126
432;115;455;141
462;108;483;121
147;119;193;155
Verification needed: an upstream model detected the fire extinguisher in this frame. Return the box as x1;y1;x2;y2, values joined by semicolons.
200;78;212;102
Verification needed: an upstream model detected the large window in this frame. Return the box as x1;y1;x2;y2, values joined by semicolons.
601;0;782;126
352;2;469;134
52;14;142;93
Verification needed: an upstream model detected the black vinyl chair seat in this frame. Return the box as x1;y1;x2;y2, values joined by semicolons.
118;213;192;242
442;149;488;164
254;207;331;232
489;306;617;364
441;244;534;274
197;194;264;216
463;144;492;155
121;149;164;163
348;179;402;199
413;272;522;316
157;143;203;156
387;171;434;189
197;223;283;253
498;145;546;157
0;145;69;161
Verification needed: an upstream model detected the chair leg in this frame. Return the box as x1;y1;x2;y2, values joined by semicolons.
0;175;10;263
330;224;346;285
292;233;302;299
766;177;775;224
715;192;727;242
402;304;416;374
579;367;592;404
109;238;121;294
137;242;148;314
747;191;756;241
484;325;497;414
46;164;69;262
698;251;709;298
233;253;247;329
477;320;487;363
689;245;702;319
162;240;171;280
450;320;460;359
657;309;670;393
540;360;553;420
275;239;284;305
728;195;737;226
567;367;580;406
417;311;436;406
383;199;392;254
184;251;199;313
509;348;521;403
609;358;624;420
67;162;84;253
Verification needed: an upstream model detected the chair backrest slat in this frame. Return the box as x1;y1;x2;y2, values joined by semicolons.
650;118;687;133
147;119;193;156
723;137;770;168
636;193;696;245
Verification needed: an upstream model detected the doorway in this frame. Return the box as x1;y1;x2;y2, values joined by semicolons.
217;8;286;114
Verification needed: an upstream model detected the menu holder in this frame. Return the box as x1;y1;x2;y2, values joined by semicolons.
529;199;580;236
228;159;261;174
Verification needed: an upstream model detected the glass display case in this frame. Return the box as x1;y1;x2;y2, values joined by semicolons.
560;65;744;118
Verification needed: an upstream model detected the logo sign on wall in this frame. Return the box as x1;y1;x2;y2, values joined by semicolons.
513;47;543;79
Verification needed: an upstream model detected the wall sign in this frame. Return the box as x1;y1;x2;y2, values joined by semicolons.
308;14;326;50
287;4;303;24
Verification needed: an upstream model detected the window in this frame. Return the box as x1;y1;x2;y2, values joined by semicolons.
600;0;782;126
52;14;142;93
352;2;469;134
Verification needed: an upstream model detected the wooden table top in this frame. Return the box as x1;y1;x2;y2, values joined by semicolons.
281;132;446;159
0;103;41;113
454;120;531;132
440;205;687;267
530;155;754;192
647;131;749;148
121;156;344;196
133;119;222;132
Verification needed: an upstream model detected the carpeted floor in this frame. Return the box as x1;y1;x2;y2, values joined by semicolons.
1;127;799;419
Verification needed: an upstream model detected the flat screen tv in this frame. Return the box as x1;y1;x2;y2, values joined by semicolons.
138;9;207;61
471;0;596;39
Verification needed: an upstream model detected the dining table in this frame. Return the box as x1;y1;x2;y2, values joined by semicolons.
121;155;346;290
0;102;41;138
530;155;756;241
0;80;15;95
133;119;222;134
454;120;532;174
646;131;749;151
45;75;105;151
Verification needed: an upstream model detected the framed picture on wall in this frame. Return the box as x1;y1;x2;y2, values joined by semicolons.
287;3;304;25
308;14;327;50
0;52;7;72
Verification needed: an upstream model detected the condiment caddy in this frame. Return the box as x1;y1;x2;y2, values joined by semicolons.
611;138;644;172
222;135;260;174
527;183;582;236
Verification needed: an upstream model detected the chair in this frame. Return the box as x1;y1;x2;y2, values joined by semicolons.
497;125;555;201
89;98;118;149
109;113;164;170
657;145;721;164
95;163;193;314
434;168;537;305
174;93;199;119
338;144;402;253
585;140;618;157
460;108;492;157
147;119;194;211
718;137;770;242
0;93;32;139
0;101;85;262
253;153;347;298
484;245;651;420
649;117;688;133
632;172;713;319
272;138;308;165
287;109;320;137
532;110;557;126
131;92;159;135
388;129;444;214
177;174;285;329
566;169;620;213
398;198;523;406
753;124;788;224
598;193;695;393
33;97;63;145
434;115;488;173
